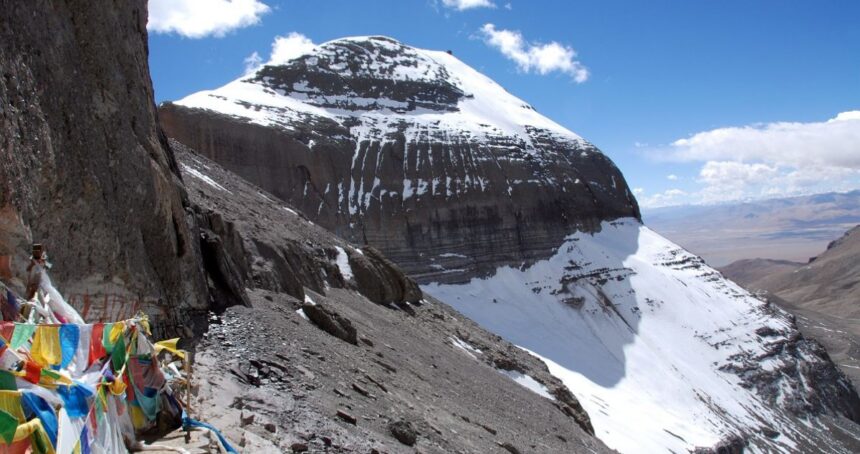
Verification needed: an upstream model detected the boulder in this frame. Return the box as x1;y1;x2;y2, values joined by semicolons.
388;420;418;446
301;303;358;345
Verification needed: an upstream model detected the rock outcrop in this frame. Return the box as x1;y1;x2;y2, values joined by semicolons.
174;139;421;309
0;0;207;336
159;36;640;283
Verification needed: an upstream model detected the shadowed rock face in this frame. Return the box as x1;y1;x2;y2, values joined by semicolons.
159;36;640;284
0;0;208;336
174;140;421;310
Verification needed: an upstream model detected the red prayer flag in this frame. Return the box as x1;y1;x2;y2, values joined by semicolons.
89;323;106;366
24;361;41;384
0;322;13;343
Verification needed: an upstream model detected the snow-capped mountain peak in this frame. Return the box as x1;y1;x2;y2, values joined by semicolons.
177;35;583;151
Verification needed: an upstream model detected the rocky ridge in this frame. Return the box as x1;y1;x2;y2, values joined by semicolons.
177;138;422;313
721;225;860;387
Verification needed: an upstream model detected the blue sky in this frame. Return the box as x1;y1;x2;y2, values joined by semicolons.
148;0;860;208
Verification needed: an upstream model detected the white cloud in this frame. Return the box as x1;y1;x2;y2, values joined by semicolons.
833;111;860;121
269;32;316;64
695;161;776;203
639;188;688;208
442;0;496;10
694;160;859;205
243;51;262;75
239;32;315;76
148;0;270;38
632;187;645;195
666;174;678;181
698;161;777;186
479;24;589;82
642;111;860;206
668;111;860;169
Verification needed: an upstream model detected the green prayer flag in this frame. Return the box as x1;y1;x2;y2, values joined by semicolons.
102;323;115;354
112;335;126;371
10;324;35;349
41;368;61;380
0;408;17;444
0;370;16;391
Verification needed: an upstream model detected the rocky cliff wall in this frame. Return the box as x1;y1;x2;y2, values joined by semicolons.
0;0;208;335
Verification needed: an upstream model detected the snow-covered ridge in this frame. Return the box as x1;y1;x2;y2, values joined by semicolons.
423;219;855;453
175;36;585;151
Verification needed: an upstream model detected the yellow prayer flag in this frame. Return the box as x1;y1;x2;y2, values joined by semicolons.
130;405;147;430
108;378;126;396
0;391;25;423
11;418;43;442
108;363;128;396
138;318;151;336
30;326;62;368
154;338;186;359
108;323;125;346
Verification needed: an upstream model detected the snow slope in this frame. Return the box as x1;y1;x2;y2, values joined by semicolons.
424;219;854;453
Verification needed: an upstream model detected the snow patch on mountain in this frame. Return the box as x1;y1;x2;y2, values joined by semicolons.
498;368;556;401
176;77;331;129
334;246;354;281
180;162;231;193
450;336;483;360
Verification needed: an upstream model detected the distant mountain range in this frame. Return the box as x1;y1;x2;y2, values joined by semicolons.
644;190;860;267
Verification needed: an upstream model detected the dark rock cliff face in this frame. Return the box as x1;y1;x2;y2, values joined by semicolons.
159;36;640;284
0;0;208;335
